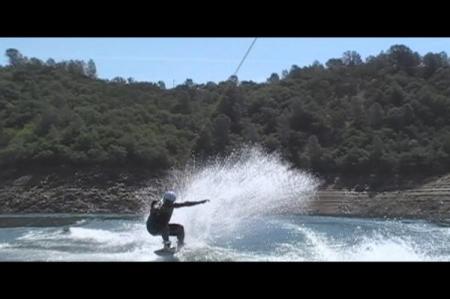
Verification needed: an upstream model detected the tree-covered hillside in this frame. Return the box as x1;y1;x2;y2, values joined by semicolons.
1;45;450;187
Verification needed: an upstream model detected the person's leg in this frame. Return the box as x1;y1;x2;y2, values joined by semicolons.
147;222;171;248
160;226;171;248
168;224;185;247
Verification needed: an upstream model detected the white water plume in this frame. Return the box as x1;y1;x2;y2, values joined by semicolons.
164;146;319;242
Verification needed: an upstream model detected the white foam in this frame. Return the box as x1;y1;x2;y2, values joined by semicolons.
346;238;428;261
283;226;437;261
68;227;132;244
167;146;319;243
0;243;11;249
17;230;61;241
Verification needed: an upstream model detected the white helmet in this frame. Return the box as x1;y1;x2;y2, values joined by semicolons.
163;191;177;203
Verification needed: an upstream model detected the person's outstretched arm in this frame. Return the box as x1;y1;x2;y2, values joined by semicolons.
173;200;209;208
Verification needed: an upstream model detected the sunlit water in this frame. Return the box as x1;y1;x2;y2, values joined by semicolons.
1;214;450;261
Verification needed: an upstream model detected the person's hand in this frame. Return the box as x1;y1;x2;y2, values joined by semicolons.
202;199;210;204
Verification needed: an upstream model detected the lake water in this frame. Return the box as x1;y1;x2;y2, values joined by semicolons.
1;214;449;261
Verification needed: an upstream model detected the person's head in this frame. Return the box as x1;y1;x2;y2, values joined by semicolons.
163;191;177;204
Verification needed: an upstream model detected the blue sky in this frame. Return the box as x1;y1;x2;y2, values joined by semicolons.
1;38;450;86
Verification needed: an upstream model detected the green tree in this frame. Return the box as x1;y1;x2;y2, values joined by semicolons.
5;48;26;66
86;59;97;78
350;97;366;127
342;51;362;66
443;134;450;154
228;75;239;86
368;102;384;128
387;44;420;72
423;52;448;78
326;58;344;69
386;107;404;130
305;135;322;170
112;77;126;84
371;136;384;159
267;73;280;84
184;78;194;88
46;58;56;66
171;96;192;114
212;114;231;152
193;127;213;158
157;81;166;89
388;84;405;106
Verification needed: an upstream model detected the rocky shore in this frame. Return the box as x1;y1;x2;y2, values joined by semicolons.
1;169;450;221
306;174;450;221
0;169;165;214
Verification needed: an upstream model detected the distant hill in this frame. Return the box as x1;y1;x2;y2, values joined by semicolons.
1;45;450;188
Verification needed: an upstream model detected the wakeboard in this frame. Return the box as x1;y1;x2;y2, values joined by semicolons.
154;247;178;256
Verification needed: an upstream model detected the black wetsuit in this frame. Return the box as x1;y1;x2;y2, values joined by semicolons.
146;199;207;245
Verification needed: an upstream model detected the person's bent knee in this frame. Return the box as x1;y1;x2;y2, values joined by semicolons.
147;226;160;236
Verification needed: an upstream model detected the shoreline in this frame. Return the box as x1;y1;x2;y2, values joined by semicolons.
1;171;450;221
304;174;450;221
